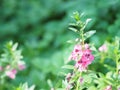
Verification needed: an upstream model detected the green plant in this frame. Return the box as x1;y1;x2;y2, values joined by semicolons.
53;11;120;90
0;41;25;90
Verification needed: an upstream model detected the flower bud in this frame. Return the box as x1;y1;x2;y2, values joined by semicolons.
105;85;112;90
0;66;3;71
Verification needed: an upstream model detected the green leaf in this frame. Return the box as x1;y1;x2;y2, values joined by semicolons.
81;18;92;30
58;72;67;76
12;43;18;51
69;27;78;32
106;71;113;80
84;30;96;40
104;64;115;71
67;38;81;44
62;65;74;70
73;11;81;21
88;86;97;90
47;79;53;88
16;82;35;90
69;23;77;27
114;36;120;49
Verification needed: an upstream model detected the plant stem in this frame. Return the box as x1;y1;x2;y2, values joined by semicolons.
81;30;84;45
75;72;81;90
114;49;119;75
116;56;119;74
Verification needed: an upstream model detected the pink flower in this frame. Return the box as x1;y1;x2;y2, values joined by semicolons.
69;44;89;61
99;44;107;52
81;49;94;62
66;73;72;82
118;87;120;90
77;63;87;72
6;69;17;79
6;65;11;69
69;44;82;61
0;66;3;71
66;84;72;90
79;77;84;84
18;64;26;70
69;44;94;72
77;49;94;72
105;85;112;90
18;61;26;70
84;43;89;49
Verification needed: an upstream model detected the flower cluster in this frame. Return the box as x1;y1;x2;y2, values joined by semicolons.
69;44;94;72
105;85;112;90
0;41;25;80
0;62;25;80
99;44;107;52
55;12;120;90
0;61;25;79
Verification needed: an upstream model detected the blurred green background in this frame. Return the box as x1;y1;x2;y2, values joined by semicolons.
0;0;120;89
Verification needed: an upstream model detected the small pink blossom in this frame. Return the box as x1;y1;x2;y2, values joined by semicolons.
105;85;112;90
69;44;82;61
81;49;94;62
77;63;87;72
66;84;72;90
99;44;107;52
6;69;17;79
6;65;11;69
79;77;84;84
69;44;94;72
76;49;94;72
0;66;3;71
18;61;26;70
69;44;89;61
118;87;120;90
66;73;72;82
84;44;89;49
18;64;26;70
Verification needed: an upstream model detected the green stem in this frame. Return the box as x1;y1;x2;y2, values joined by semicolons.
116;56;119;74
81;30;84;45
75;72;81;90
114;49;119;75
100;53;104;64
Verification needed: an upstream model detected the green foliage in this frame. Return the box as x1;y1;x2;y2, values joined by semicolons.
0;41;25;90
0;0;120;89
15;83;35;90
0;41;23;67
56;12;120;90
